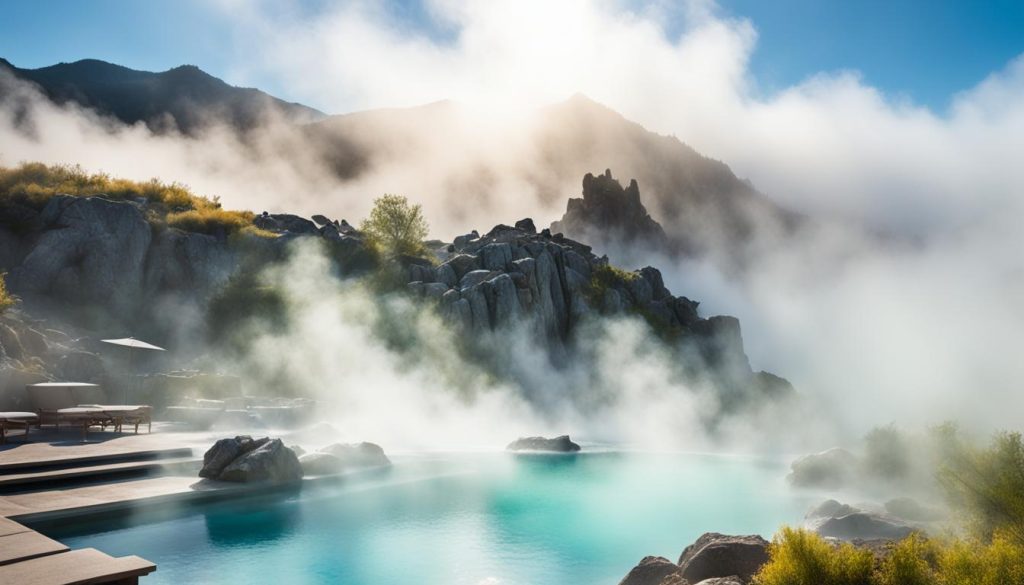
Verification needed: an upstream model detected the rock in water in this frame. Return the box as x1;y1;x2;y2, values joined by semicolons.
317;442;391;468
299;452;345;475
617;556;681;585
218;438;303;483
506;435;581;452
814;512;914;541
199;435;265;479
677;533;769;584
786;447;858;488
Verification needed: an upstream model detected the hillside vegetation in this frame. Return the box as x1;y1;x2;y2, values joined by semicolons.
0;162;269;237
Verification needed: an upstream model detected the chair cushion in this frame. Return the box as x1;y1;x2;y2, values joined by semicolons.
0;412;38;421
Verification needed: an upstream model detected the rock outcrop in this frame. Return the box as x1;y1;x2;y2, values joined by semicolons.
618;533;769;585
199;435;303;483
404;217;788;401
506;435;581;452
551;169;669;252
676;533;769;584
617;556;680;585
0;195;369;328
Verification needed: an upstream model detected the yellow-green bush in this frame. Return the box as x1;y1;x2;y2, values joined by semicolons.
0;162;260;237
360;194;429;257
754;529;1024;585
937;430;1024;545
0;273;17;314
876;534;934;585
753;527;874;585
937;534;1024;585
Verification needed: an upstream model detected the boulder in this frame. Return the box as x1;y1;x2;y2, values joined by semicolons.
787;447;858;488
617;556;681;585
506;435;581;452
677;533;769;584
442;254;481;280
317;442;391;468
805;499;859;520
299;452;345;475
814;512;915;541
218;438;303;483
254;213;318;235
514;218;536;233
199;435;266;479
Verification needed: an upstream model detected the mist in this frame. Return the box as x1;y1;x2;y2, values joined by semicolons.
2;0;1023;452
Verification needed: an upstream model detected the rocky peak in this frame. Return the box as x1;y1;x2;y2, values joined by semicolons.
551;169;669;252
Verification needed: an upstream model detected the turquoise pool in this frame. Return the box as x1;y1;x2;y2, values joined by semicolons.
54;452;813;584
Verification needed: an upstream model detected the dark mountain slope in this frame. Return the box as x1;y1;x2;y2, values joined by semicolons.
0;58;324;134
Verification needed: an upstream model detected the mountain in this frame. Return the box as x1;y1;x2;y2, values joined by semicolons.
306;95;802;262
0;58;324;134
0;58;799;263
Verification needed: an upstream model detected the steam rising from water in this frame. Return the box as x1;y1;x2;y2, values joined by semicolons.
2;0;1023;449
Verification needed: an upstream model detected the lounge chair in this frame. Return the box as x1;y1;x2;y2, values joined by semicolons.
26;383;152;439
70;385;152;434
0;412;38;444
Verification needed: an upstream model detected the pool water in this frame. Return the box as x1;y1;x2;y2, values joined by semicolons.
55;452;814;585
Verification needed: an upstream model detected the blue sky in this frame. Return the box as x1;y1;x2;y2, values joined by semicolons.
1;0;1022;113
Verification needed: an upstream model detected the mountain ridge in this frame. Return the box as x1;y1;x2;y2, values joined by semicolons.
0;57;325;134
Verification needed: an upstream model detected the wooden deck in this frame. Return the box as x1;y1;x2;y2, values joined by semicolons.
0;428;209;583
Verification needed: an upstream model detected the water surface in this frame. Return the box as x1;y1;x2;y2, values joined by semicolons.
56;452;813;584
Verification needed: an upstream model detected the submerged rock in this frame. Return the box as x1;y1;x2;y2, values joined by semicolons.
617;556;681;585
506;435;581;452
317;442;391;468
677;533;769;584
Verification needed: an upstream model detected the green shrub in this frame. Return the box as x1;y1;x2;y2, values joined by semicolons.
584;263;637;306
937;431;1024;545
359;194;429;257
753;527;873;585
0;273;17;314
876;534;934;585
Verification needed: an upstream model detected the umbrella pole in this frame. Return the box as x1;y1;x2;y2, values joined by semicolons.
125;343;134;405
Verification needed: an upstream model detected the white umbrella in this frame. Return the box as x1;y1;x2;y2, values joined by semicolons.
101;337;166;404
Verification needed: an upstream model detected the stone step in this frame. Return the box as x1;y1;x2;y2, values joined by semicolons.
0;446;194;474
0;456;199;490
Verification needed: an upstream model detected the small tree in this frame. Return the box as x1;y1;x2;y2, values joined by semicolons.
0;273;17;314
360;194;429;257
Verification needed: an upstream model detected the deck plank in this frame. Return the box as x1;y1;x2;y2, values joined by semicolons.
0;516;30;536
0;548;155;585
0;457;198;488
0;530;69;565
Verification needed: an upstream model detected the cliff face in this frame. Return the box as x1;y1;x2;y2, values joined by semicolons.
0;184;790;408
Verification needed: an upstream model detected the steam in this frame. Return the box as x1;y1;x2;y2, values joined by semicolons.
2;0;1023;449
